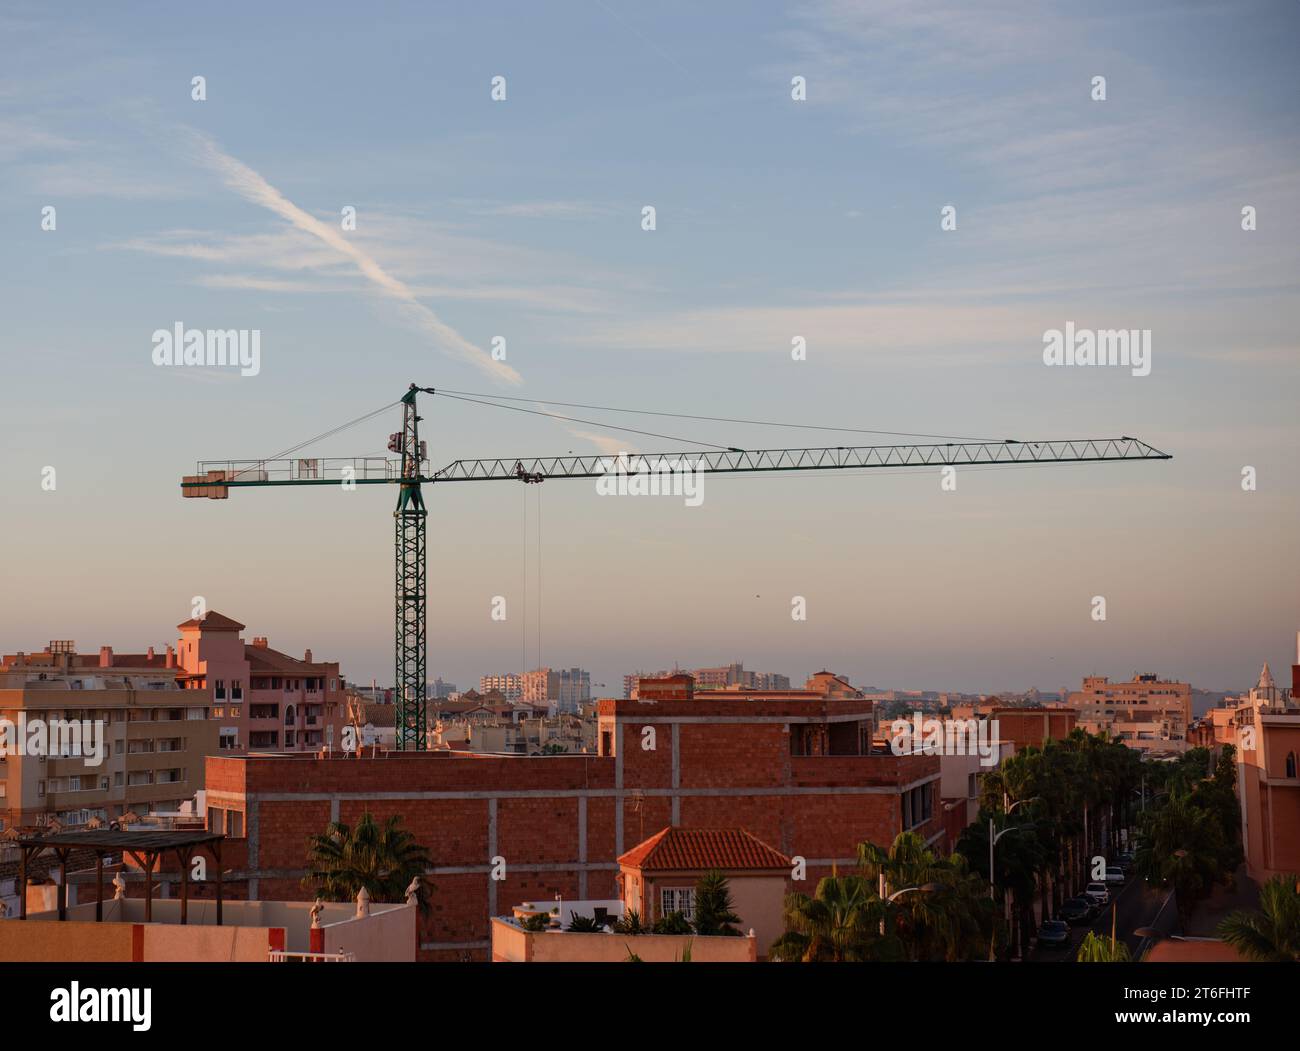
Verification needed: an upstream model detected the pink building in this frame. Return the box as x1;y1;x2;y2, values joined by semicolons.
175;612;347;754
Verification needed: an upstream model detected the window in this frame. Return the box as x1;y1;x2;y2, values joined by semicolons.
231;681;243;701
902;784;933;829
660;887;695;920
215;680;226;700
1287;752;1297;779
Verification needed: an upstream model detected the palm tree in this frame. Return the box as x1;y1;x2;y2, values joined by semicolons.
1134;793;1228;923
1218;874;1300;961
566;912;602;932
1076;930;1132;962
770;873;894;962
693;869;742;936
865;831;991;961
303;811;431;908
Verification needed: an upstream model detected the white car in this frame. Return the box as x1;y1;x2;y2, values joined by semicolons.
1104;866;1125;885
1085;882;1110;906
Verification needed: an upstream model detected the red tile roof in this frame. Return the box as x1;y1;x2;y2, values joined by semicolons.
1144;939;1247;963
618;827;791;872
245;646;333;673
176;611;246;631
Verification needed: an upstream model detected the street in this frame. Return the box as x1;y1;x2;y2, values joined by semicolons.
1029;875;1168;962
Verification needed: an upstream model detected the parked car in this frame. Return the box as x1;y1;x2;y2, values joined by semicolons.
1060;897;1093;925
1085;882;1110;906
1116;851;1134;870
1036;919;1071;948
1104;865;1125;885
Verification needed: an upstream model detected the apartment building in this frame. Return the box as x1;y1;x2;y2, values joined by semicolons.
691;662;791;691
1067;672;1192;753
478;674;522;701
521;667;590;714
1193;641;1300;883
0;644;218;830
991;706;1078;752
203;671;939;960
174;611;347;754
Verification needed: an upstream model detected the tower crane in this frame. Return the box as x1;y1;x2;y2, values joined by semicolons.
181;383;1171;750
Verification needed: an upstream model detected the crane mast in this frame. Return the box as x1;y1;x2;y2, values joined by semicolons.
394;386;428;750
182;383;1172;751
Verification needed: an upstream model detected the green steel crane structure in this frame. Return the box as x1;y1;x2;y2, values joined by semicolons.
181;382;1172;750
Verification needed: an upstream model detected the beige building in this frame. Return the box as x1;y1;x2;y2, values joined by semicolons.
616;826;790;958
0;645;218;830
478;674;522;700
1193;651;1300;884
1068;672;1192;753
432;712;595;755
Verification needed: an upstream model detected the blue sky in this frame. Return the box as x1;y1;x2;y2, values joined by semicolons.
3;1;1298;694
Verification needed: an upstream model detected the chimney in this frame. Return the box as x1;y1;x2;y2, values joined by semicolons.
253;637;268;649
146;646;155;661
165;644;175;669
98;646;113;668
304;649;313;663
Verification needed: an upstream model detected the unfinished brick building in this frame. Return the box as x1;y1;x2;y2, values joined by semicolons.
202;675;942;960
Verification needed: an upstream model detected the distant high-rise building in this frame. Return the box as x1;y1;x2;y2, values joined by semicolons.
691;662;791;691
623;663;789;699
428;677;457;699
479;673;522;701
523;667;590;714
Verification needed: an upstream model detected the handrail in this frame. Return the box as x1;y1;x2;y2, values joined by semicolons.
267;949;355;962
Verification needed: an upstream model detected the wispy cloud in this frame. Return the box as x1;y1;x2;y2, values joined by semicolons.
180;129;522;386
565;429;636;456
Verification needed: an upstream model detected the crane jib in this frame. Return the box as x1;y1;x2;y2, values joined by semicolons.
178;385;1171;749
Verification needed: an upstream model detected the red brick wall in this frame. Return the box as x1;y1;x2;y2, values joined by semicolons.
210;699;938;961
992;708;1077;752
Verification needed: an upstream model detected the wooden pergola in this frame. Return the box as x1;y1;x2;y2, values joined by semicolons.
14;829;225;925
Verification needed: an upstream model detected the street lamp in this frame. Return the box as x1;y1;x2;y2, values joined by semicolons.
887;882;942;902
881;883;942;945
987;796;1041;961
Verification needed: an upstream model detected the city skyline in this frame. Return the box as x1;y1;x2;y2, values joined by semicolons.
3;607;1295;699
